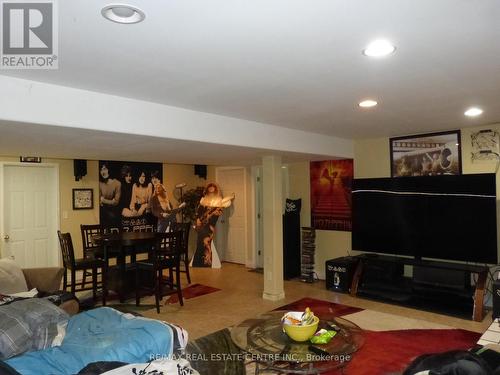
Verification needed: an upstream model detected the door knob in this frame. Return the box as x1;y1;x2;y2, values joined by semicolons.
4;235;9;240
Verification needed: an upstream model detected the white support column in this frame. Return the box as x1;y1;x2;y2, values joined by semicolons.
262;155;285;301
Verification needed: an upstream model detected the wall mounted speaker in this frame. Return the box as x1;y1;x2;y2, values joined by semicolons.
194;164;207;179
74;159;87;181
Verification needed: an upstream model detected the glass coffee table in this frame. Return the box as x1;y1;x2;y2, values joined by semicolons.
231;310;364;374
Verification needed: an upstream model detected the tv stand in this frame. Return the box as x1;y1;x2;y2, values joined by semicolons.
350;254;488;321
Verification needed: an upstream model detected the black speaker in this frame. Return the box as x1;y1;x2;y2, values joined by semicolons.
74;159;87;181
283;198;301;279
493;279;500;320
194;164;207;179
326;257;359;293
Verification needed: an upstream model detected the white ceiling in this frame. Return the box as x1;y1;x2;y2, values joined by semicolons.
2;0;499;140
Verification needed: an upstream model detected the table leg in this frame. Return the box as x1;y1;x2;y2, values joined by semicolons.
102;244;111;302
473;270;487;321
118;246;126;303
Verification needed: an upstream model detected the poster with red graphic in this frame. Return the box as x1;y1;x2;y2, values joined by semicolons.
310;159;353;231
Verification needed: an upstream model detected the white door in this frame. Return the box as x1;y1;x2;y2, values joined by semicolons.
216;167;247;264
1;163;59;268
255;167;264;268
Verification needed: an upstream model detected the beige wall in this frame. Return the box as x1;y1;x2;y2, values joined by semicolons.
353;137;391;178
0;157;100;260
288;161;351;279
0;156;214;261
0;153;257;268
355;126;500;179
289;123;500;279
163;164;214;201
355;125;500;262
5;124;499;272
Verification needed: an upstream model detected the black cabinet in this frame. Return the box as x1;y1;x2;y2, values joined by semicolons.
283;199;301;279
351;254;488;321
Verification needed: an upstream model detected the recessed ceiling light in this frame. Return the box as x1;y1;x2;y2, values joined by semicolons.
359;100;378;108
101;4;145;24
464;107;483;117
363;40;396;57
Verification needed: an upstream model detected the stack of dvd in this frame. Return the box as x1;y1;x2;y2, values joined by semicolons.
301;227;316;283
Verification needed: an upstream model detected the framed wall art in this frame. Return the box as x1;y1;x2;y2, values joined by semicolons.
390;130;462;177
73;188;94;210
310;159;353;231
471;129;500;161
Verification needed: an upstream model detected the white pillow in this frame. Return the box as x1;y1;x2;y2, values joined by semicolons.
8;288;38;298
0;258;28;294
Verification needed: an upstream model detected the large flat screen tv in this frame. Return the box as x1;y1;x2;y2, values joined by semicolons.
352;173;498;264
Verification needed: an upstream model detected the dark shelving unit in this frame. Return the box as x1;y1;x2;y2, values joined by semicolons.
350;254;489;321
300;227;316;283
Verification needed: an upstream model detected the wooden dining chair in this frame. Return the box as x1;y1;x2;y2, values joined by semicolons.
57;230;107;305
129;224;156;261
80;224;107;289
173;222;192;284
80;224;104;258
135;231;183;313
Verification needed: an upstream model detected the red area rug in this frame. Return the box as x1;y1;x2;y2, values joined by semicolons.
166;283;221;304
278;298;481;375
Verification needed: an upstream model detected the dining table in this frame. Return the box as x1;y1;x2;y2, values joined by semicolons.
92;231;157;302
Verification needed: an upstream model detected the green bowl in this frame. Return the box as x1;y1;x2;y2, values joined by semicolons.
283;316;319;342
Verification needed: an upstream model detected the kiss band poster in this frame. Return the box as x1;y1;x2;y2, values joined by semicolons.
99;160;163;232
310;159;353;231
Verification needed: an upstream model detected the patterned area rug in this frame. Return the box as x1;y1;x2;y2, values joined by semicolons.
165;283;221;304
78;283;221;309
277;298;481;375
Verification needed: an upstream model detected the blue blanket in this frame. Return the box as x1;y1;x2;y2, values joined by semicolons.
6;307;173;375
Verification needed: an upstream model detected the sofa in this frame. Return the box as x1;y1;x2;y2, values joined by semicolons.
0;258;191;374
0;259;82;360
0;256;79;315
21;267;80;315
3;307;186;375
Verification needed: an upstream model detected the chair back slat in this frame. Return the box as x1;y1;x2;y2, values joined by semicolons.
80;224;103;258
172;222;192;282
172;222;190;257
102;226;120;234
155;231;182;258
57;231;76;268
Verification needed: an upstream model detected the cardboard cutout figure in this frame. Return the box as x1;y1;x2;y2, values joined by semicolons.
151;183;186;233
192;183;234;268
